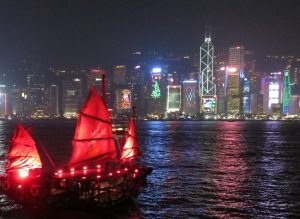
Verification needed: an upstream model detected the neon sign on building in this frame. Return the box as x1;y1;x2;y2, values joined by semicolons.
121;89;131;110
201;96;217;114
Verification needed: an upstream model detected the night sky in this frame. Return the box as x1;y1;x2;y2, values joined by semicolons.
0;0;300;68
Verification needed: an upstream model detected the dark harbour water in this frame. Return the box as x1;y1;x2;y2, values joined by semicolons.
0;120;300;218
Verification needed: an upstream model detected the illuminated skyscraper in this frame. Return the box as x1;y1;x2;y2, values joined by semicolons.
87;69;105;95
263;72;283;115
229;46;245;70
128;65;146;115
242;78;251;114
113;65;127;85
0;85;8;118
182;80;198;115
116;89;132;113
48;85;59;117
282;69;291;114
199;34;217;114
166;85;181;113
62;78;82;118
9;85;22;116
148;67;164;114
226;67;241;115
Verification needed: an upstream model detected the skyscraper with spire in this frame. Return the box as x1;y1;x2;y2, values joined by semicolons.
199;33;217;115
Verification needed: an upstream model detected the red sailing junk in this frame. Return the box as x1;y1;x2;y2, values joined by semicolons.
7;123;42;176
69;86;117;166
0;123;47;205
0;86;151;208
120;118;139;160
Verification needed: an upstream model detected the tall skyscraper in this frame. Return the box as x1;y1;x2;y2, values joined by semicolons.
282;69;291;115
128;65;146;115
113;65;127;85
115;89;132;113
62;78;82;118
9;85;22;116
86;69;105;95
229;46;245;70
226;67;241;115
148;67;164;115
199;34;217;114
263;72;283;115
0;85;8;118
242;78;251;114
166;85;181;113
48;85;59;117
182;80;198;115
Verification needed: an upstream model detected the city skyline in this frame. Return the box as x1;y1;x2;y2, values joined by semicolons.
0;0;300;68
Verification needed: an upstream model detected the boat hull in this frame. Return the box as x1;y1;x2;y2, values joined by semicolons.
0;166;152;209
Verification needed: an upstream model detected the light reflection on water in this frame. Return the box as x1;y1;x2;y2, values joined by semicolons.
0;120;300;218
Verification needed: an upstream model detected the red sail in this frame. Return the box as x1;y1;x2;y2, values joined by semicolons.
69;87;116;166
6;123;42;172
120;118;139;160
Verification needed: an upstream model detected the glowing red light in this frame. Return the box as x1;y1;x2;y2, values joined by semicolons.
97;175;101;179
71;171;74;175
134;169;139;173
96;165;101;168
54;172;58;176
91;69;101;73
70;168;75;172
124;168;128;171
58;170;63;174
83;170;87;174
133;174;136;178
82;177;86;180
18;185;22;189
83;166;87;170
109;172;113;176
117;170;121;174
19;169;29;178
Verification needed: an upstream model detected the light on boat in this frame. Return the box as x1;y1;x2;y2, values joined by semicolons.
58;170;63;174
116;170;121;174
83;166;87;170
134;169;139;173
70;168;75;172
83;170;87;174
54;172;58;176
124;168;128;171
19;169;29;178
96;165;101;168
109;172;113;177
18;185;22;189
82;177;86;180
97;175;101;179
71;171;74;175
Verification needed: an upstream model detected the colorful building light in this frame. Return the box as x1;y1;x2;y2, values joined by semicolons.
282;69;291;114
151;67;162;73
182;80;198;114
201;96;217;114
166;85;181;112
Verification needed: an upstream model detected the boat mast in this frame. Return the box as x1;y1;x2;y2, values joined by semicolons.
101;71;107;105
101;71;121;155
